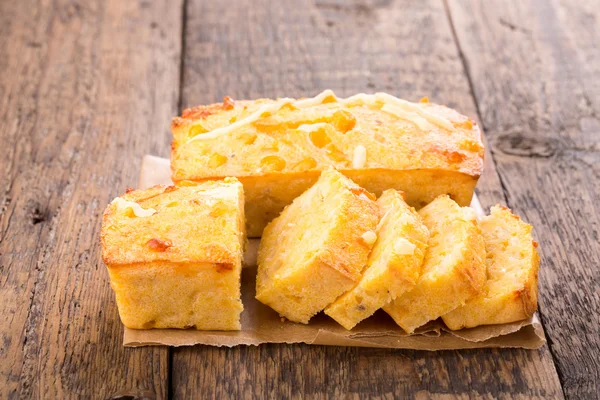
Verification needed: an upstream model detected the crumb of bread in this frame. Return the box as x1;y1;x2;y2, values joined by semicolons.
442;205;539;330
383;195;487;334
325;189;429;330
256;169;379;324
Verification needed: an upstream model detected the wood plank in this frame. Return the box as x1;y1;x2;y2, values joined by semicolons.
446;0;600;398
173;0;563;398
0;0;182;398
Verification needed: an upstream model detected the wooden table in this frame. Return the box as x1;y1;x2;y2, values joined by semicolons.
1;0;598;398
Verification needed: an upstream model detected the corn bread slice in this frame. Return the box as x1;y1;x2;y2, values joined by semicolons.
442;206;540;329
171;90;484;236
383;195;487;333
101;179;245;330
324;190;429;330
256;169;379;323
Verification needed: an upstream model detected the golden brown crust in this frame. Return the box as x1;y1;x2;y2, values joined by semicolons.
101;179;244;266
171;94;483;179
170;92;483;237
314;182;380;282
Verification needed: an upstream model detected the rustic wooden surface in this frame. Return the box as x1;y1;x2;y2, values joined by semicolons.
0;0;597;399
446;1;600;398
0;0;181;398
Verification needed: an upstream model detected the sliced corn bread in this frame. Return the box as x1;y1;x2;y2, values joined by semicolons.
383;195;487;333
442;206;539;330
101;179;246;330
171;90;484;236
324;190;429;330
256;169;379;324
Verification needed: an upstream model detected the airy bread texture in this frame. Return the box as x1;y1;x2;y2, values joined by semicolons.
101;179;246;330
171;90;484;236
256;169;379;324
324;189;430;330
383;195;487;333
442;206;540;330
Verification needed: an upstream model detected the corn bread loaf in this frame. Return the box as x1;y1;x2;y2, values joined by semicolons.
383;195;487;333
101;179;245;330
324;189;429;330
171;90;484;236
256;169;379;324
442;206;539;330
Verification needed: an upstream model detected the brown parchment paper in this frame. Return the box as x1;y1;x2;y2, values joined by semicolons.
123;155;546;350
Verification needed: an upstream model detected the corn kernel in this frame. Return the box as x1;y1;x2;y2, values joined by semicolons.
238;132;257;145
210;202;229;217
309;128;332;148
189;124;207;137
177;180;198;187
208;153;228;168
293;157;318;171
459;139;481;152
332;110;356;133
260;155;286;172
325;144;346;162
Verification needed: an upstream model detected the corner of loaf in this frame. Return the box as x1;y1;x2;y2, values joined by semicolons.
442;205;540;330
101;180;246;330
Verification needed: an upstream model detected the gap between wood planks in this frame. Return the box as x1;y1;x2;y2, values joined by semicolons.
170;0;190;398
445;0;600;397
440;6;566;391
439;2;567;397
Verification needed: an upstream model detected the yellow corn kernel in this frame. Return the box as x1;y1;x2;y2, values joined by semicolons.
189;124;207;137
260;155;286;172
325;144;347;162
238;132;257;145
210;201;229;217
293;157;318;171
459;138;482;152
208;153;228;168
332;110;356;133
177;180;198;187
309;128;332;148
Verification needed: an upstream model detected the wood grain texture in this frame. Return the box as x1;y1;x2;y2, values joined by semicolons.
173;343;564;399
447;0;600;398
0;0;181;398
173;0;563;398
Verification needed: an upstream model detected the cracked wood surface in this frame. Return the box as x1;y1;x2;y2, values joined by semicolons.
0;0;181;398
1;0;597;398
